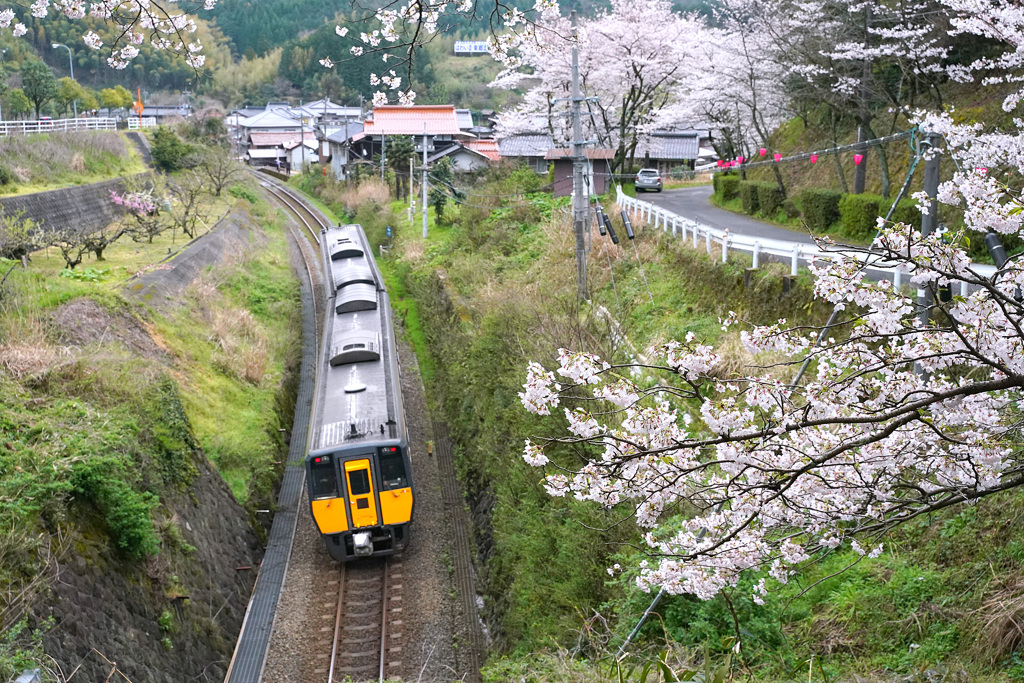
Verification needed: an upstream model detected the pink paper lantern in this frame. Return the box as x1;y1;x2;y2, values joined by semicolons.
854;154;864;165
810;154;818;164
759;148;767;157
717;160;724;167
773;153;782;162
737;156;745;164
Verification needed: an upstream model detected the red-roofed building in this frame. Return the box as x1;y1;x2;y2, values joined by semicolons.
341;105;487;179
466;139;500;161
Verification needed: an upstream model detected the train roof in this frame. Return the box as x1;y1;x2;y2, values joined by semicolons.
308;224;405;454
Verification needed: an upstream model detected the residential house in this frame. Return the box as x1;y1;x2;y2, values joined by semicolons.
426;139;499;172
245;130;318;171
332;105;478;180
631;128;712;173
326;122;366;180
498;133;554;173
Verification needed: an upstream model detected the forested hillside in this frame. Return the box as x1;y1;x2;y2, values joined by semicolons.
206;0;350;58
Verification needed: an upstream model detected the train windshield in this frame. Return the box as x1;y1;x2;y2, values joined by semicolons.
309;456;338;498
378;447;408;490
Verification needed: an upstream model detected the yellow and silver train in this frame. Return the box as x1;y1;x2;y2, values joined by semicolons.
305;223;414;561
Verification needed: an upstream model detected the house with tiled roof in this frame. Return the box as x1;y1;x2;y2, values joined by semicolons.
244;130;318;171
498;133;554;173
631;128;711;173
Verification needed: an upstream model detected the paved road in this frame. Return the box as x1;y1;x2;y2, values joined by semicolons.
641;185;816;244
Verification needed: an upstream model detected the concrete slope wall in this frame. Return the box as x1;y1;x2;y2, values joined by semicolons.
0;175;146;235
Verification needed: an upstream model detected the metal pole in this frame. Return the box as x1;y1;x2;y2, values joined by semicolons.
381;133;386;182
422;123;428;239
570;10;588;301
52;43;77;118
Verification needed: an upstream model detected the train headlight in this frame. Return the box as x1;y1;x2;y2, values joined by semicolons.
353;532;372;556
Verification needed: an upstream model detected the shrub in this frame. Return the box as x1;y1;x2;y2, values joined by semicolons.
755;182;785;218
839;193;884;241
783;198;801;219
0;165;13;186
150;126;194;173
800;188;842;231
71;455;160;559
718;174;740;201
739;181;760;215
888;198;922;230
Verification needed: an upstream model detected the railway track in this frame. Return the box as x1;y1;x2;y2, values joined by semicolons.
259;177;328;333
317;557;404;682
257;175;406;683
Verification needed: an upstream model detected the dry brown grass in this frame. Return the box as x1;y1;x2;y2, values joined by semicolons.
0;315;72;380
970;576;1024;664
319;179;390;215
209;307;271;386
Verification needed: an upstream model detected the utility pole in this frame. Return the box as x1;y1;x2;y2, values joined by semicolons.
570;10;588;300
915;132;941;378
381;134;386;182
409;155;415;229
422;123;429;239
853;6;871;195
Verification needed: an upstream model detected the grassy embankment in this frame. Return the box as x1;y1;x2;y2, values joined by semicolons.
0;131;146;196
294;164;1024;681
0;176;300;673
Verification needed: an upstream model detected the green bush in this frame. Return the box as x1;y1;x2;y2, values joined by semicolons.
0;165;13;186
739;181;760;215
888;198;922;230
755;182;785;218
150;126;194;173
71;456;160;559
782;198;801;219
839;193;884;241
800;188;842;231
714;173;740;201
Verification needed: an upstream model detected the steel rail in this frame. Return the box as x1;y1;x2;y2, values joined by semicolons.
261;182;324;245
378;559;390;682
327;564;346;683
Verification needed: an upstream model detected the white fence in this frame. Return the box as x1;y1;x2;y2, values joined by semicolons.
0;117;117;136
616;187;996;296
127;117;157;130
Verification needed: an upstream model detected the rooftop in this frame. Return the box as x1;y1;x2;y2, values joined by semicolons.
363;105;468;136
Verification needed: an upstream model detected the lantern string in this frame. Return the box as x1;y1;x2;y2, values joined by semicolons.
723;127;916;170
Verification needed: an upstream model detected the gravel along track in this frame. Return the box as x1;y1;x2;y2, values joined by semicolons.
259;184;481;682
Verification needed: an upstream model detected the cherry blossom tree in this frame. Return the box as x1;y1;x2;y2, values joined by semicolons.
519;1;1024;604
490;0;706;172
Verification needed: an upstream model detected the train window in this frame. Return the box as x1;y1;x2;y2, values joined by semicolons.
310;457;338;498
342;343;366;351
348;468;372;496
378;447;408;490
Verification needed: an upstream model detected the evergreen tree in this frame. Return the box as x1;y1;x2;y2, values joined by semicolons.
20;61;57;119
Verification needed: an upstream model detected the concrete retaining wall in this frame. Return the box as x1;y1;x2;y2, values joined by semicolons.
0;175;146;236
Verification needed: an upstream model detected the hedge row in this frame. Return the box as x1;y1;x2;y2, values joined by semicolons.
712;173;923;238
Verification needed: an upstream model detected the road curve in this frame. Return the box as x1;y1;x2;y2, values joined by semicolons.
641;185;817;244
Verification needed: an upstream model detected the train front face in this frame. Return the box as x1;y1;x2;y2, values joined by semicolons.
306;442;414;561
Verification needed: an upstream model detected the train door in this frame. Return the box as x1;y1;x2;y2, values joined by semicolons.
309;454;348;534
344;459;378;528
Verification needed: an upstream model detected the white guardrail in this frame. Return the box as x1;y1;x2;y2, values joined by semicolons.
616;187;997;296
0;117;118;136
127;117;157;130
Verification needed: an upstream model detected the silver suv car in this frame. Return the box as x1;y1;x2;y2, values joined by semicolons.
635;168;663;192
